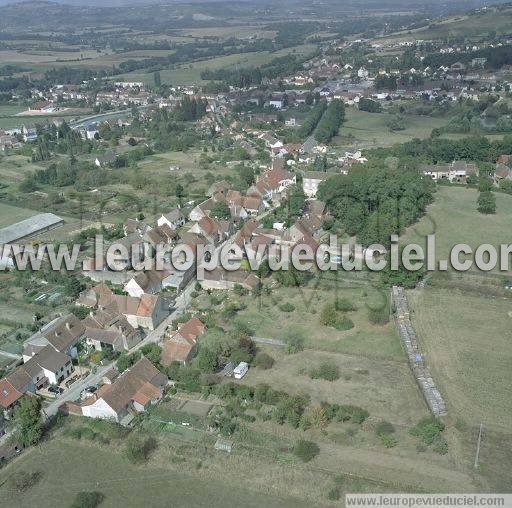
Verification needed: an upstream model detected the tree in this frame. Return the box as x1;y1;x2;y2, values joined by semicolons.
70;491;105;508
358;98;382;113
196;346;219;373
477;191;496;214
140;344;162;366
14;396;43;447
153;71;161;88
210;201;231;220
124;434;157;463
293;439;320;462
283;327;305;354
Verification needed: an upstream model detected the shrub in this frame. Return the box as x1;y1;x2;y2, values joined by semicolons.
71;491;105;508
253;352;275;369
320;303;354;330
380;434;398;448
333;315;354;330
309;361;340;381
433;436;449;455
335;298;357;312
279;302;295;312
375;420;395;437
327;487;341;500
124;434;157;463
283;328;305;354
410;416;445;445
293;439;320;462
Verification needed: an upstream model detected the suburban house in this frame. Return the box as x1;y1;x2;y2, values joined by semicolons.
421;160;478;182
65;357;168;424
124;269;175;297
0;345;74;411
23;314;85;360
123;218;151;237
157;209;185;230
247;167;296;203
160;316;206;366
188;216;227;245
302;171;331;198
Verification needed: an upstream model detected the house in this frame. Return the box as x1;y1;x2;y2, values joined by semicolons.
68;357;167;423
29;101;56;113
269;94;285;109
198;268;260;291
420;160;477;182
188;216;225;245
23;314;85;360
494;164;512;184
123;218;151;237
302;171;330;198
144;224;177;249
78;285;169;331
21;125;37;142
259;133;283;151
124;270;170;297
94;152;117;168
0;344;74;410
233;362;249;379
157;209;185;230
248;167;296;202
189;198;215;222
83;304;142;352
160;316;206;366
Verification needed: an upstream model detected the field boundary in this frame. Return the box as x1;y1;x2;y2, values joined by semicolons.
391;286;447;417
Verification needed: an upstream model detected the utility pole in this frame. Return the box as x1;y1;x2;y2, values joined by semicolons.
474;423;483;470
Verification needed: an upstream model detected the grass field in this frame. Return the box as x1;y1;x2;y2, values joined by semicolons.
115;43;317;86
400;186;512;274
0;154;46;183
333;108;448;149
0;439;310;508
0;202;40;227
233;283;404;361
242;345;426;426
407;287;512;433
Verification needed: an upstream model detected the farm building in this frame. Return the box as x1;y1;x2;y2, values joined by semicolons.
0;213;64;245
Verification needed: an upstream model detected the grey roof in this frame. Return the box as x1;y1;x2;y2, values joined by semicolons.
0;213;64;245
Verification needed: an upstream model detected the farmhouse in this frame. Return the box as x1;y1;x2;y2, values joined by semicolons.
23;314;85;360
157;208;185;229
0;213;64;245
94;152;118;167
160;316;206;365
66;357;167;424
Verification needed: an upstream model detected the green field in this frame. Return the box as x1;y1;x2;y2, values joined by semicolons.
408;287;512;432
116;44;317;86
0;439;309;508
0;202;41;227
400;186;512;274
333;108;448;149
234;283;404;361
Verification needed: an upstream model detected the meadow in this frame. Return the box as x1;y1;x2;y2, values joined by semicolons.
400;186;512;274
408;287;512;432
115;43;317;86
333;108;448;149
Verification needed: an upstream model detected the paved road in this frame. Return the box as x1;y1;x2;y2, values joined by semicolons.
43;363;113;419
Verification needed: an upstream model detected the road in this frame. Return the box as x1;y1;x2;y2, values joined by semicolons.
43;363;113;419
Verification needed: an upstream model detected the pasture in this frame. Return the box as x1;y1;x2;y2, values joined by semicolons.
333;108;447;149
232;283;404;361
116;43;317;86
400;186;512;274
407;287;512;433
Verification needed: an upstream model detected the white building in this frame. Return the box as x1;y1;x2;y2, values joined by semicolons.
234;362;249;379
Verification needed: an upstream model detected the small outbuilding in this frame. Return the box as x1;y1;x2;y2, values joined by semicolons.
233;362;249;380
